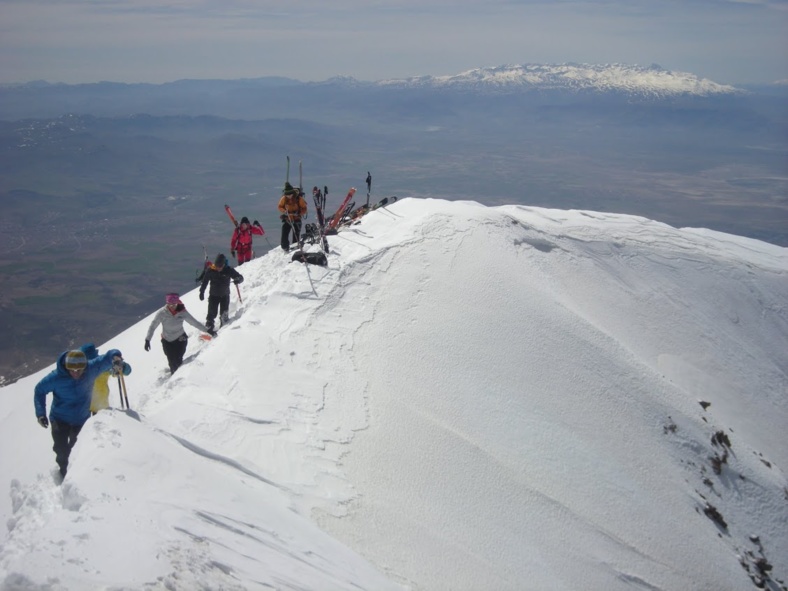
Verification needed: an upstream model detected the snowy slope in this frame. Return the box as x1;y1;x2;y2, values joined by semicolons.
1;198;786;590
375;63;742;97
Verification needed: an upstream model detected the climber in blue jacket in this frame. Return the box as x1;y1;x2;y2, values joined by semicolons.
34;347;127;479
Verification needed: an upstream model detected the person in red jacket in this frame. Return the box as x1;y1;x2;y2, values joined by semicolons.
231;217;264;265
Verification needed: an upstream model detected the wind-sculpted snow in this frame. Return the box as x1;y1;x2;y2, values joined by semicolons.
1;198;786;590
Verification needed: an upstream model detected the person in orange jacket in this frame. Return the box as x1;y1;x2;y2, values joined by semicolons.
231;216;264;265
277;183;308;251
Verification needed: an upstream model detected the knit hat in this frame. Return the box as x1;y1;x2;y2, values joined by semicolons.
165;293;181;305
283;182;296;196
240;216;250;225
81;343;98;360
64;350;87;371
215;253;227;267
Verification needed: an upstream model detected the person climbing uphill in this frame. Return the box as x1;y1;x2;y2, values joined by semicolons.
231;216;264;265
199;254;243;332
34;347;128;478
145;293;215;374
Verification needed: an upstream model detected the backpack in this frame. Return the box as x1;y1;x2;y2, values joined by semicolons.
291;251;328;266
235;227;253;247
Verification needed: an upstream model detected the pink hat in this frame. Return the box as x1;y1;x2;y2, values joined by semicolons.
165;293;181;305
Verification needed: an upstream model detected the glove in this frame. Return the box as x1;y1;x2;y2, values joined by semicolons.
234;276;244;285
199;292;205;301
230;250;236;258
144;339;151;351
37;416;49;428
280;214;287;222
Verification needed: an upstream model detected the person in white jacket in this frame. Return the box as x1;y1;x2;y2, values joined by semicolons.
144;293;215;374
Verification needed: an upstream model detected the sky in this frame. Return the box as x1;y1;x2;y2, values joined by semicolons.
0;0;786;86
1;197;787;590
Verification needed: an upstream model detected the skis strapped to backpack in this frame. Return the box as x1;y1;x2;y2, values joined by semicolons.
225;204;239;228
195;244;211;283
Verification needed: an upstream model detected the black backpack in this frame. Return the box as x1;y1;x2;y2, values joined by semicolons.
291;251;328;266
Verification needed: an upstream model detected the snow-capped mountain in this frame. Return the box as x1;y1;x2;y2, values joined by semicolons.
375;63;742;97
1;198;786;590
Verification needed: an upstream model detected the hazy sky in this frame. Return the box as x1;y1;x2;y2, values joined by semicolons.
1;0;786;85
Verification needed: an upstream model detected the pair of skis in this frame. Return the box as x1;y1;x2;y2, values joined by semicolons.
326;188;357;232
336;195;398;229
289;157;334;254
311;185;330;253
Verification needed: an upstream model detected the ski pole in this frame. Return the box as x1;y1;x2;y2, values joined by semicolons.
235;281;243;304
286;211;317;294
117;375;124;408
255;221;274;249
117;373;130;410
121;373;130;409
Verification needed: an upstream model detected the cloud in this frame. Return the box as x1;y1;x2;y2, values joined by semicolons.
0;0;785;84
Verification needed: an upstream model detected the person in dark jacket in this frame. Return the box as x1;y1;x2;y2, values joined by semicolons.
34;347;128;478
199;253;243;331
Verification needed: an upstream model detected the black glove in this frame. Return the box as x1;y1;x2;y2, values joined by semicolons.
230;250;236;258
234;276;244;285
144;339;151;352
37;416;49;428
280;214;287;222
199;292;205;301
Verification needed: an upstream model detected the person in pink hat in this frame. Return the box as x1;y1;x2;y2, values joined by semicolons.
144;293;215;374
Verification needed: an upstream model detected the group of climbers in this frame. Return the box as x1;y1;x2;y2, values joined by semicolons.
33;182;314;480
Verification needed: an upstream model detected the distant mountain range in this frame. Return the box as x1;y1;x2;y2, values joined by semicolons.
4;61;782;125
1;62;746;98
371;63;742;97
